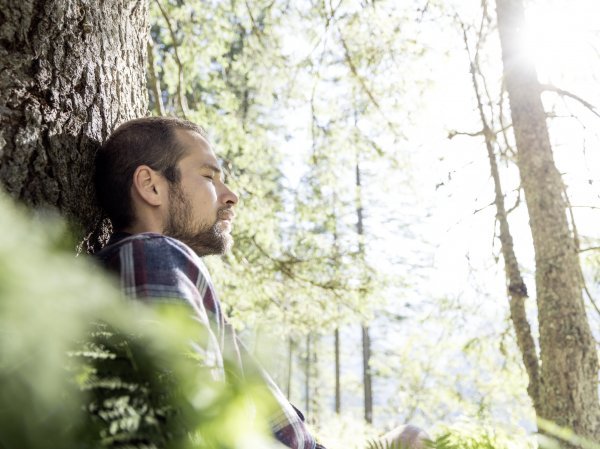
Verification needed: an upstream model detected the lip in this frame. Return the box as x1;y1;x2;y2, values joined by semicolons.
218;210;235;222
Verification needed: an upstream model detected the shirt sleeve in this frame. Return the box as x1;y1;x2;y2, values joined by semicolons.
236;341;318;449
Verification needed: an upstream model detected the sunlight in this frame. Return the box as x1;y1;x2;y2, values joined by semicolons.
521;0;600;83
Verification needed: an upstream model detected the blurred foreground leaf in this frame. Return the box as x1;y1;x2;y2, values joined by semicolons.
0;194;276;449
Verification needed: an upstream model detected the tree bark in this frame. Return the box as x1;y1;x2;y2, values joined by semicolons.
0;0;148;237
495;0;600;442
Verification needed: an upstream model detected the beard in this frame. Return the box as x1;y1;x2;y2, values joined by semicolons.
163;183;233;256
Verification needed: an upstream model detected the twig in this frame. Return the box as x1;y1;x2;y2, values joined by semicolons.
580;246;600;253
244;0;266;46
448;129;484;139
417;0;430;22
448;124;512;140
473;200;495;215
505;186;521;215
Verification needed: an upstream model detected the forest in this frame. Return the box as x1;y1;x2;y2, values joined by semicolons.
0;0;599;448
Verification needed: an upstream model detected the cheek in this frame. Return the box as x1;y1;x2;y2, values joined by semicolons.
196;187;218;206
190;188;219;218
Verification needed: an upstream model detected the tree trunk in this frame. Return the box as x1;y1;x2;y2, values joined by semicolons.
362;324;373;424
310;334;320;425
495;0;600;442
0;0;148;237
334;327;341;414
355;159;373;424
286;336;294;400
304;333;311;418
461;23;541;411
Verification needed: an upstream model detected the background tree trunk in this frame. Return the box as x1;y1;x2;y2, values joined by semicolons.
0;0;148;239
334;327;341;414
355;159;373;424
495;0;600;442
305;333;311;419
361;324;373;424
286;336;294;400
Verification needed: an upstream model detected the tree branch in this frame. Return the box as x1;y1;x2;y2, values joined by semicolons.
154;0;188;119
244;0;266;46
541;83;600;119
448;129;484;139
337;27;399;139
579;246;600;253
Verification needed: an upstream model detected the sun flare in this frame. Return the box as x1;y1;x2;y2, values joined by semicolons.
521;0;600;83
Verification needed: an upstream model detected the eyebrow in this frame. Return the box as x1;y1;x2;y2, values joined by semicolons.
199;163;222;174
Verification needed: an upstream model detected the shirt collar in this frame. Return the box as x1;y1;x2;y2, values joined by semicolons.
106;231;132;247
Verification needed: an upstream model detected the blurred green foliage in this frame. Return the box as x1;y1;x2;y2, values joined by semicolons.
0;193;276;449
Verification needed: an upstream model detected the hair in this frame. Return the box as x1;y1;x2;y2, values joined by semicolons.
94;116;208;229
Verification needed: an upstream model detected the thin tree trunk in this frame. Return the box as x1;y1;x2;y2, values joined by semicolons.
305;333;311;418
310;334;320;425
362;324;373;424
332;197;342;415
460;21;541;411
495;0;600;442
286;336;294;400
355;159;373;424
0;0;148;241
334;328;341;414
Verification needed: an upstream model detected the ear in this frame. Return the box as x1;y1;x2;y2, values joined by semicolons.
131;165;166;207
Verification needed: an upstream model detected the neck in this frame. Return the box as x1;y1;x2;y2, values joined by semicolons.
121;221;163;235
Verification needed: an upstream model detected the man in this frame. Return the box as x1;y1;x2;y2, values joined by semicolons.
94;116;321;449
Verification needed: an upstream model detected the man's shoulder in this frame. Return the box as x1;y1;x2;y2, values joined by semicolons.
95;232;214;297
98;232;193;257
95;232;203;272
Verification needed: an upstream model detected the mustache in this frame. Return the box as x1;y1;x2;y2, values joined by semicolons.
217;207;235;220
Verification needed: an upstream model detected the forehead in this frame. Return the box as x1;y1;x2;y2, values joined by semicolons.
174;128;218;164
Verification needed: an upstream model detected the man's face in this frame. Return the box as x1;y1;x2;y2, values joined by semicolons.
163;129;238;256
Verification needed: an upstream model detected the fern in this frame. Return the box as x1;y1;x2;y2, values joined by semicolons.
73;323;187;449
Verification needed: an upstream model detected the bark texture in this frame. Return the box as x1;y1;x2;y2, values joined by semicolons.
0;0;148;236
495;0;600;442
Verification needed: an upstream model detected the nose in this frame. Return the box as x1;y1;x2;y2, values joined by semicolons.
221;183;238;206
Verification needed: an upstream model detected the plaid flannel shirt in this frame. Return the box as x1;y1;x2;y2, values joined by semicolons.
96;232;320;449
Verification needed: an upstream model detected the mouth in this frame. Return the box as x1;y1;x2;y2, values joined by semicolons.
218;209;235;223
